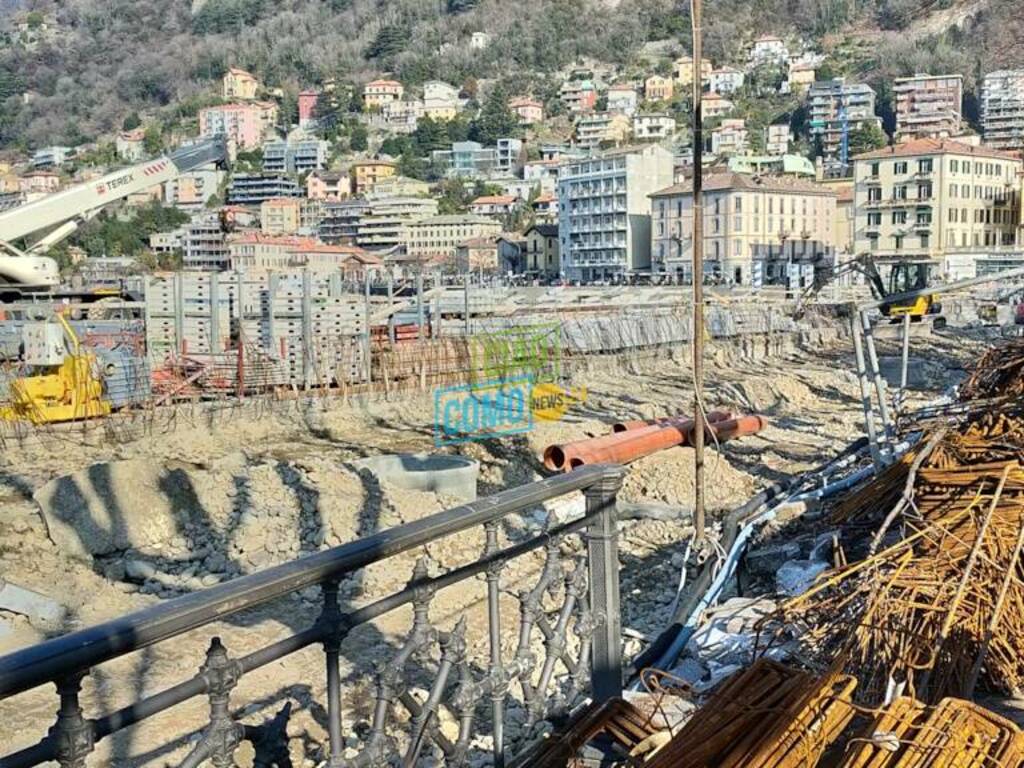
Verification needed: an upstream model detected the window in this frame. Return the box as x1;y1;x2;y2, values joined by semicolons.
963;184;970;197
869;235;879;251
916;211;931;225
918;159;933;174
892;211;907;225
870;162;880;178
734;215;742;230
868;212;882;226
868;187;881;202
734;196;743;213
895;186;908;200
918;183;932;200
894;161;908;174
894;235;903;251
951;159;959;173
920;234;930;249
950;185;957;198
949;208;957;223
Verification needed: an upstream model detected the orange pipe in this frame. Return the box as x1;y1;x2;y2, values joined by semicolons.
689;415;769;444
564;420;696;471
612;410;733;433
543;423;666;471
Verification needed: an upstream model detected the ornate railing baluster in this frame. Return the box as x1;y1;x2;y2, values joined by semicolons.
402;618;466;767
448;655;478;767
533;563;587;719
179;637;244;768
584;471;625;702
482;521;508;768
513;532;562;718
49;674;94;768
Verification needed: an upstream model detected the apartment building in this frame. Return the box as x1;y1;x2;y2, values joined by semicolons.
367;175;430;199
319;197;438;249
298;90;319;128
363;79;404;109
710;67;744;95
260;197;302;235
559;80;598;114
981;70;1024;151
422;80;460;120
430;140;521;179
633;114;676;142
522;223;560;277
163;166;225;212
557;144;674;280
607;85;639;116
788;64;816;95
807;79;879;176
403;214;502;262
31;146;71;169
223;68;258;100
227;173;302;205
182;213;230;271
853;138;1023;275
576;112;632;150
306;170;351;201
703;92;735;119
673;57;712;87
524;159;562;195
894;74;963;142
509;97;544;125
262;137;328;174
227;233;317;271
350;160;398;195
650;172;836;285
644;75;674;102
469;195;520;216
496;138;524;175
766;124;792;155
116;129;145;161
711;119;749;156
749;35;789;67
199;103;277;149
18;170;61;194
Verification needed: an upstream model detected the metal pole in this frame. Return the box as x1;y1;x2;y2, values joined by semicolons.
387;276;395;346
416;273;425;341
852;316;881;471
364;273;372;383
690;0;706;542
860;311;893;439
900;312;911;391
585;468;626;702
483;522;505;768
464;274;471;336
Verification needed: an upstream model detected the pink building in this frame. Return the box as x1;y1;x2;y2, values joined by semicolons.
298;90;320;128
508;97;544;125
306;170;351;201
199;103;274;149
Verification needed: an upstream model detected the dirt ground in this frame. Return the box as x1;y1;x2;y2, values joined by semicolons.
0;323;983;766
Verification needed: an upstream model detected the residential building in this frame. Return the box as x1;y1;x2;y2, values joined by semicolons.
703;92;734;119
522;223;560;277
894;74;964;142
560;80;598;114
650;172;836;285
532;193;558;222
422;81;460;120
981;70;1024;151
833;186;855;259
367;175;430;199
673;56;713;87
558;144;675;280
199;103;278;150
644;75;674;102
540;144;587;162
494;177;534;201
807;79;879;176
364;79;404;110
633;113;676;142
223;68;259;100
470;32;492;50
607;85;639;116
164;166;225;212
576;112;632;150
404;214;502;262
260;197;303;235
116;129;146;161
455;238;501;273
853;138;1023;276
320;197;438;249
750;35;789;67
298;90;320;128
306;170;351;201
432;141;496;179
524;159;562;195
710;67;745;95
788;63;816;94
262;136;328;174
149;229;184;255
496;138;524;175
227;173;302;205
766;123;792;155
470;195;521;216
227;233;317;271
728;154;816;177
18;171;60;194
350;160;398;195
711;119;749;156
183;213;230;271
509;97;544;125
31;146;71;169
380;99;425;133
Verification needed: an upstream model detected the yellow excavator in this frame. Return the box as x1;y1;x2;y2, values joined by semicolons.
797;254;944;326
0;313;110;424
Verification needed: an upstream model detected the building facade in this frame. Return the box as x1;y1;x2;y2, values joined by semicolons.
522;223;560;277
673;57;713;87
199;103;277;150
981;70;1024;151
711;119;749;156
422;81;460;120
509;97;544;125
223;68;258;100
558;144;675;280
807;79;879;176
576;112;632;150
766;123;792;155
163;166;225;212
710;67;744;95
894;74;963;142
431;141;496;179
183;213;230;271
320;197;438;249
262;137;328;174
559;80;598;114
644;75;674;102
607;85;639;116
853;138;1023;276
306;170;351;201
633;114;676;142
298;90;320;127
227;173;302;205
350;160;398;195
260;197;302;235
403;214;502;262
650;173;837;285
364;79;404;109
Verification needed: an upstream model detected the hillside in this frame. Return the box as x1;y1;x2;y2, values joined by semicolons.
0;0;1021;148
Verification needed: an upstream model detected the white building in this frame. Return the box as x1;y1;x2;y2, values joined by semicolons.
524;159;562;195
711;119;749;156
557;144;675;280
633;113;677;142
607;85;639;116
766;123;792;155
710;67;745;95
422;80;460;120
982;70;1024;151
750;35;789;67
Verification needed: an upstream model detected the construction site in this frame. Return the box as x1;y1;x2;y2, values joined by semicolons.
2;261;1024;767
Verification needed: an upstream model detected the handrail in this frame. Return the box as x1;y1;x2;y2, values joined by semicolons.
0;463;622;699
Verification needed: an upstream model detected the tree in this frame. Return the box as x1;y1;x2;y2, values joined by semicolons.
122;112;142;131
349;124;369;152
364;23;411;61
470;84;519;145
143;125;163;155
848;122;889;156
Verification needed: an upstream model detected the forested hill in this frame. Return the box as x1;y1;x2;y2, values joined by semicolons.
0;0;1021;148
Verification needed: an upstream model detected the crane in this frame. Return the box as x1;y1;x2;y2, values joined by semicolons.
0;138;227;298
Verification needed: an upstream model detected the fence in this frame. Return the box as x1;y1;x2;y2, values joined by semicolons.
0;464;627;768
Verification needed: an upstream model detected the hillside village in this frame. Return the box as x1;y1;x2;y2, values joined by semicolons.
0;6;1023;286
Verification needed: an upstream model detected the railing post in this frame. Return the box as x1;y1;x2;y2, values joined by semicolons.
584;466;626;703
483;521;507;768
198;637;244;768
321;579;347;766
49;673;94;768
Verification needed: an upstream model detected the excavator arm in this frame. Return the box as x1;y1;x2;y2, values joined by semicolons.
795;254;887;316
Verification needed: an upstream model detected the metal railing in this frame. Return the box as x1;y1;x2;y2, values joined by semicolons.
0;464;628;768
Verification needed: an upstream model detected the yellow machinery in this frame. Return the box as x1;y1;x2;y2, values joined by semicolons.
0;313;110;424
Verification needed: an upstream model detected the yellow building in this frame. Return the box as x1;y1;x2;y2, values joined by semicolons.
260;197;302;235
350;160;398;195
363;79;404;110
788;64;816;94
403;214;502;262
673;56;713;87
644;75;674;103
223;68;259;100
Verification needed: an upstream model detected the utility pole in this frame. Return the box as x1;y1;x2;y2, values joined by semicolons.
691;0;706;543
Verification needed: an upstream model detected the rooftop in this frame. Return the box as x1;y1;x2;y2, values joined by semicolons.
853;137;1021;161
650;172;838;198
408;214;502;227
472;195;519;205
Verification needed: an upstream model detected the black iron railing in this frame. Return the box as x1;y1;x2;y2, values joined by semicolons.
0;463;627;768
